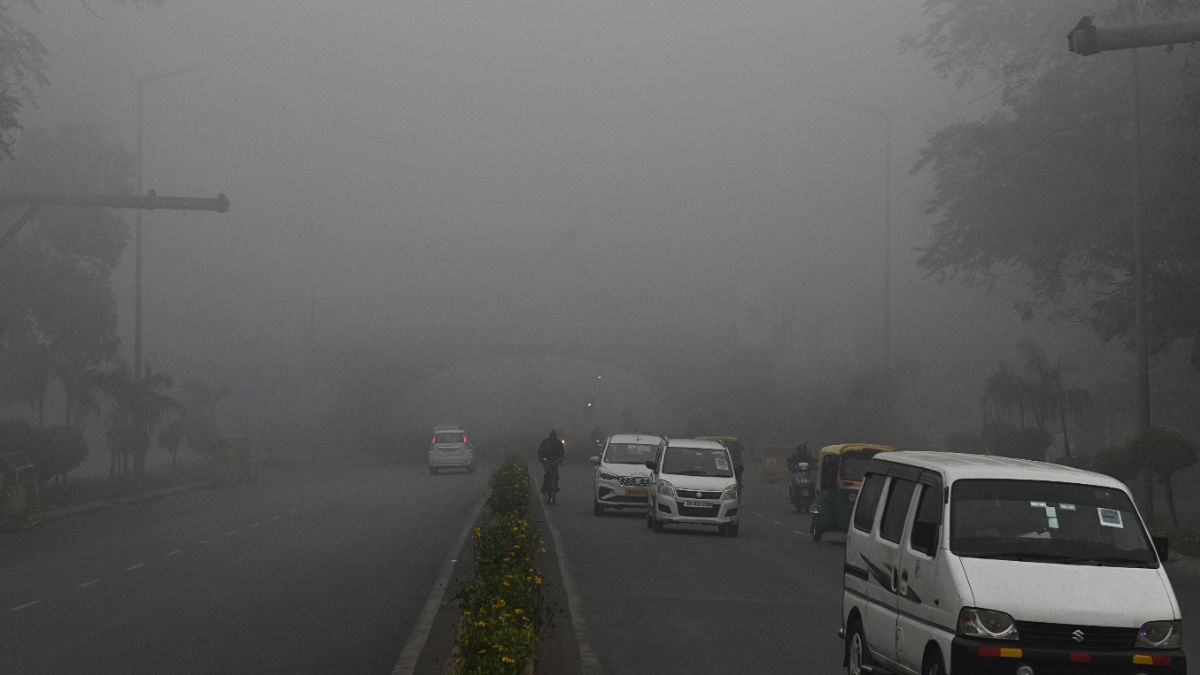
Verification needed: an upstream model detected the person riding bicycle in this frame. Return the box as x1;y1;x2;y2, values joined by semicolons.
538;429;564;496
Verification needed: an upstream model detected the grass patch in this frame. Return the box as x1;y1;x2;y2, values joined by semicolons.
38;461;211;511
453;452;551;674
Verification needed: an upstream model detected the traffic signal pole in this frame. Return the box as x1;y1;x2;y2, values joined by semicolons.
1068;16;1200;55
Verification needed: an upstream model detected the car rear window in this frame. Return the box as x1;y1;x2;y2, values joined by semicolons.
434;432;465;444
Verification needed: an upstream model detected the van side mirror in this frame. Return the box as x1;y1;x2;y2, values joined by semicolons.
645;460;658;471
911;521;938;557
1153;535;1170;562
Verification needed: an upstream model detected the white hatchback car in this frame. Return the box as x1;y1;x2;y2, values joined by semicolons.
589;434;665;516
646;438;741;537
427;426;475;474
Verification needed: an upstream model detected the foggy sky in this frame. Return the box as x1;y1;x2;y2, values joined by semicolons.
15;0;1122;440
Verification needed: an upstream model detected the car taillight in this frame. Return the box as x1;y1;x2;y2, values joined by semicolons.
431;436;436;444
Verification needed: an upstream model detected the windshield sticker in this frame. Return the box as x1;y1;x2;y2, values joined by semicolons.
1030;501;1047;508
1058;503;1077;511
1098;507;1124;528
1030;503;1059;529
714;456;730;471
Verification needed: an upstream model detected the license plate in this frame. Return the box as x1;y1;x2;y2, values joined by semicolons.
682;500;713;509
624;488;648;497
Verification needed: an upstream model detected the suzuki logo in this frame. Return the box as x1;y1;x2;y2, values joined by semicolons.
1071;629;1085;643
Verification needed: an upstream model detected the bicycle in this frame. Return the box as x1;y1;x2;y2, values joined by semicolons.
541;457;561;504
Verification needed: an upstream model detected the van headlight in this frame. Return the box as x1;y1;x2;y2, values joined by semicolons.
958;608;1019;641
722;485;738;500
1135;620;1182;649
657;480;675;497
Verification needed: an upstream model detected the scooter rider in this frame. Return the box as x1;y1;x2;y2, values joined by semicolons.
538;429;565;495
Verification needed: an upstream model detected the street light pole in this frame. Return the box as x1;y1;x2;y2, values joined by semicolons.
132;62;215;380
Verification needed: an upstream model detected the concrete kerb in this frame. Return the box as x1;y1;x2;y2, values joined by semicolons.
40;481;208;521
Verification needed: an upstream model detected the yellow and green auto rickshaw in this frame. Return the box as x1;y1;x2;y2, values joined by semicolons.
809;443;893;542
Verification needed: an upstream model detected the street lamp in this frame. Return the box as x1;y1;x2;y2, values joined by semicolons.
133;62;216;379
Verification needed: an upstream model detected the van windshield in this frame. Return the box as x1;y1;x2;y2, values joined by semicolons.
951;480;1157;567
662;447;733;478
604;443;658;464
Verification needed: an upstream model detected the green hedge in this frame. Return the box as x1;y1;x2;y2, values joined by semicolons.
453;454;550;673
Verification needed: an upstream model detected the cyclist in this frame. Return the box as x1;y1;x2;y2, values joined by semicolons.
538;429;565;500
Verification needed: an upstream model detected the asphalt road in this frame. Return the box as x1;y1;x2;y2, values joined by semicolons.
0;460;488;675
543;461;1200;675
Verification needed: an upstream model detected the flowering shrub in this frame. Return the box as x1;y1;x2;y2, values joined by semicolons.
453;454;550;673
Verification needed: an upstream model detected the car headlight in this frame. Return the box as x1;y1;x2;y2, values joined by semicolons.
722;485;738;500
598;471;617;480
957;608;1019;641
1136;620;1182;649
658;480;675;497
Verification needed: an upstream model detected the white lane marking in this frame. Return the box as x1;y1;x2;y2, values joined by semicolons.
772;520;783;526
391;495;487;675
77;579;100;589
198;539;213;545
539;477;602;674
165;550;182;557
10;600;41;612
753;512;764;517
271;515;281;521
794;530;805;536
125;563;144;571
225;530;239;537
250;522;261;528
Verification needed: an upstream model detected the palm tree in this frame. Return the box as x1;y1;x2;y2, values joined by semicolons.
99;362;184;477
1017;341;1092;459
981;360;1034;427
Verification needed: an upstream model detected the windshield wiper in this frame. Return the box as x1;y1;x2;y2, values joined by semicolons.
674;470;711;476
1060;556;1156;568
966;552;1075;562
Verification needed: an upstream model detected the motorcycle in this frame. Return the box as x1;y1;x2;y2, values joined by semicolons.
787;460;815;513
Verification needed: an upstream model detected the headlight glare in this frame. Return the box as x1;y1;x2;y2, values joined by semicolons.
1136;620;1182;649
957;608;1019;641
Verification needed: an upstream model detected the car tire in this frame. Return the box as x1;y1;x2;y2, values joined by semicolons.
593;501;605;516
846;619;868;675
810;518;823;542
922;648;945;675
652;514;664;532
727;523;739;538
645;509;654;529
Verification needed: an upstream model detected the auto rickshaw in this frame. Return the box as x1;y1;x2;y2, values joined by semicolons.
809;443;893;542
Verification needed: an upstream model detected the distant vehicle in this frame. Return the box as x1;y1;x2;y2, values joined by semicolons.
589;434;665;516
842;451;1184;675
810;443;893;542
645;438;742;537
427;425;475;474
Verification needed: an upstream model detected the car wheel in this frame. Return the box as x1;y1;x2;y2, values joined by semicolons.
593;501;605;516
727;523;739;538
846;619;867;675
645;509;654;529
810;518;823;542
922;649;945;675
652;514;664;532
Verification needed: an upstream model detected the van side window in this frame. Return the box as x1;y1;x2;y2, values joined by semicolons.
909;484;942;557
853;473;886;532
879;478;917;543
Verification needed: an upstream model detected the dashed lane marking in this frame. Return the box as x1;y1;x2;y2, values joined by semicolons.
773;520;783;526
9;600;41;612
794;530;805;536
165;550;181;557
198;539;213;545
250;522;262;528
77;579;100;589
125;563;144;572
225;530;239;537
392;495;487;675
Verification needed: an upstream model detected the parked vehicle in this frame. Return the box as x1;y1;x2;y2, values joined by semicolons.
842;451;1184;675
788;460;815;512
427;425;475;474
645;438;742;537
590;434;665;516
810;443;893;542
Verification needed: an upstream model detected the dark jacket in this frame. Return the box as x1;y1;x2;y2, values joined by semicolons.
538;435;564;462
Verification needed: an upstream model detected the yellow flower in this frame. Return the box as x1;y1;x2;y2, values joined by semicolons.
501;656;516;664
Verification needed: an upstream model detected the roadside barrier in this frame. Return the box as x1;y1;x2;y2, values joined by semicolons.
452;453;550;674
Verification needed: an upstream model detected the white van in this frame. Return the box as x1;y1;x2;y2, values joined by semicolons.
841;451;1185;675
